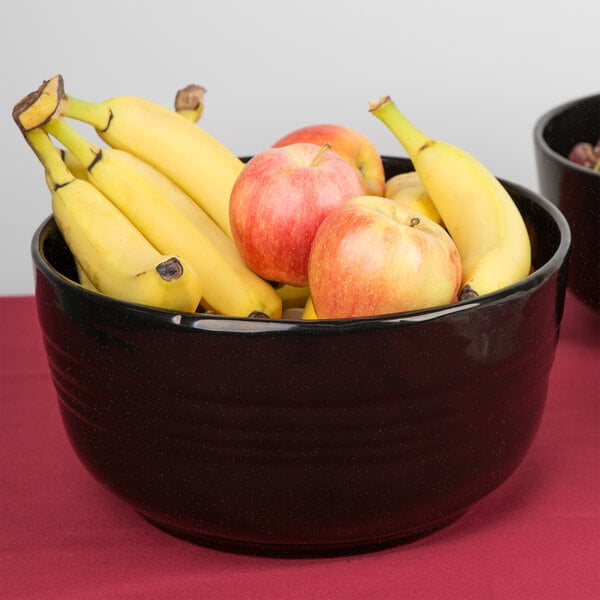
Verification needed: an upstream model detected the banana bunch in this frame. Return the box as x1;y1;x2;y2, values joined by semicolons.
62;80;243;240
26;128;203;312
13;75;282;317
370;95;531;300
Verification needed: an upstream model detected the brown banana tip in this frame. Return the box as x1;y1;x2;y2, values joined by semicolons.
368;95;390;113
174;84;206;112
12;74;65;132
156;257;184;281
247;311;269;319
459;285;479;301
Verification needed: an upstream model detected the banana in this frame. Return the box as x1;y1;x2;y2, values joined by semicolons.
274;284;311;310
62;84;205;183
23;128;203;312
173;86;304;316
43;116;282;318
60;148;89;181
370;95;531;299
172;85;313;316
43;167;96;292
302;295;318;320
51;75;242;238
384;171;442;225
174;84;312;315
179;87;299;317
75;260;99;291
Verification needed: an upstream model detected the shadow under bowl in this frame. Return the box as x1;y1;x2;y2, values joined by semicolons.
31;157;570;557
534;93;600;312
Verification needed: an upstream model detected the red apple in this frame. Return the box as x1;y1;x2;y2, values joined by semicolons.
272;124;386;196
308;195;462;318
229;142;364;286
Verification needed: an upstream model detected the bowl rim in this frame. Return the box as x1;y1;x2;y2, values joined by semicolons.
533;92;600;178
31;162;571;334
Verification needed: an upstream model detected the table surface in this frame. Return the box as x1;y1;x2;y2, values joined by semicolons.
1;292;599;600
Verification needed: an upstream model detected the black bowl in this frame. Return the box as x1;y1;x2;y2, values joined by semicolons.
534;93;600;311
31;157;570;557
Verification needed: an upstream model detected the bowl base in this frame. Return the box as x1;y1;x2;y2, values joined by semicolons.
139;510;468;558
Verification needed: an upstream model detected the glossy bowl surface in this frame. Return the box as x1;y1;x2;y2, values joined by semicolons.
534;93;599;311
32;157;570;557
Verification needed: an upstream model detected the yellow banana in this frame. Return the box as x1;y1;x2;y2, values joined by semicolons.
72;259;98;292
76;262;98;291
175;91;312;314
44;117;282;318
57;82;205;180
42;167;96;292
174;88;302;316
53;75;242;238
370;95;531;299
24;128;203;312
273;284;311;310
384;171;442;225
174;84;206;122
302;295;318;320
60;148;89;181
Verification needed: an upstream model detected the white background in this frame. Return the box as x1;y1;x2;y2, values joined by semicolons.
1;0;598;296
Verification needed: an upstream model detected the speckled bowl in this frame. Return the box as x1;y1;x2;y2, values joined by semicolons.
31;157;570;557
534;93;599;311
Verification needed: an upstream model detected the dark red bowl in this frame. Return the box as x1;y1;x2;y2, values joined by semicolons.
534;93;600;312
31;157;570;557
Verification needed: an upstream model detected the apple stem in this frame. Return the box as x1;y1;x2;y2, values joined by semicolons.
309;142;332;167
409;217;421;227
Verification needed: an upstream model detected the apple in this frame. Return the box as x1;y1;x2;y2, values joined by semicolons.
308;195;462;319
272;124;386;196
229;142;365;287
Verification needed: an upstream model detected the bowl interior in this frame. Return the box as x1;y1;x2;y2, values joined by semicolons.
535;93;600;173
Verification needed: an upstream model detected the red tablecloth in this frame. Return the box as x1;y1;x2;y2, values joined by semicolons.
1;293;599;599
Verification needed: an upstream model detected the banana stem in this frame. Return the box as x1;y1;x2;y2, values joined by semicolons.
368;95;430;158
44;118;99;171
63;94;112;131
25;128;74;188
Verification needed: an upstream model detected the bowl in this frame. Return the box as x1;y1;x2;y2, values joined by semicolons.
31;157;570;557
534;93;599;311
